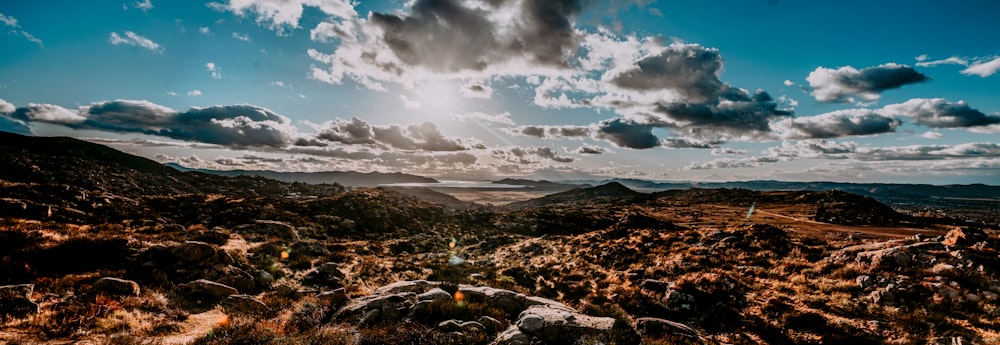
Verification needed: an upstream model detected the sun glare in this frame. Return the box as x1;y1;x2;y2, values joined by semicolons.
415;80;462;110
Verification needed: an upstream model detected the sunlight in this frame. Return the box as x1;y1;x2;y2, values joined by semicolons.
414;80;462;111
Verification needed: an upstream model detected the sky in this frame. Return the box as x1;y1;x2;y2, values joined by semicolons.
1;0;999;184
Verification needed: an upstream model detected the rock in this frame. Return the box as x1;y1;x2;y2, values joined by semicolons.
418;288;452;301
461;321;487;342
943;227;988;247
665;290;696;310
221;295;268;316
635;317;700;340
870;290;895;305
235;220;299;241
438;319;462;332
318;288;349;306
515;305;640;345
479;315;505;334
374;280;440;295
492;326;532;345
982;291;999;301
303;262;345;288
170;241;218;264
855;243;944;270
175;279;239;307
92;277;140;297
0;284;39;319
187;229;230;245
856;275;875;289
641;279;669;293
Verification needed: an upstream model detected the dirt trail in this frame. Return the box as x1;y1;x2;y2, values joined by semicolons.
161;309;227;345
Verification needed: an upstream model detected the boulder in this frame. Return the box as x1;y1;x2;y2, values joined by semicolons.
303;262;345;288
492;326;532;345
856;275;875;289
221;295;269;316
0;284;39;319
92;277;140;297
175;279;239;309
418;288;453;301
943;227;988;247
515;305;640;345
170;241;218;264
640;279;669;293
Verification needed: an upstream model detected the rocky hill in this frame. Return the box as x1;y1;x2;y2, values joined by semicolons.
169;164;438;187
1;134;999;345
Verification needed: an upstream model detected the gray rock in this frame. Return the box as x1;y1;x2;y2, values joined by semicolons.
373;280;440;295
943;227;988;247
92;277;140;297
856;275;875;289
303;262;345;288
418;288;452;301
438;319;462;332
479;315;505;334
515;305;640;345
176;279;239;300
318;288;349;306
0;284;39;319
221;295;268;316
491;325;532;345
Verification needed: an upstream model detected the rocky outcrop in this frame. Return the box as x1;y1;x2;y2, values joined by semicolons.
130;241;268;293
943;227;988;247
91;277;140;297
335;280;640;345
0;284;39;319
174;279;239;311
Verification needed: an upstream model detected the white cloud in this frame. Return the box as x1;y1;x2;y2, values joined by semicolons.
685;156;780;170
806;63;927;103
452;111;515;126
0;97;15;114
921;131;943;139
783;80;795;86
915;56;967;67
232;32;252;42
109;31;163;53
399;95;422;110
130;0;153;12
221;0;357;35
166;91;178;96
0;12;43;46
199;27;210;34
205;62;222;79
187;89;202;96
961;56;1000;78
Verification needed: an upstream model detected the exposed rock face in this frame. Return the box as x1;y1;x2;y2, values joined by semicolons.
336;280;640;345
91;277;140;297
0;284;39;319
855;242;944;270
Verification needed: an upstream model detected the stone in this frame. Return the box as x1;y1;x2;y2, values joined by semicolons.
0;284;39;319
176;279;239;302
373;280;439;295
438;319;462;332
515;305;640;345
856;275;875;289
187;229;230;245
221;295;268;316
479;315;505;334
418;288;452;301
492;325;532;345
641;279;669;293
943;227;988;247
170;241;218;264
318;288;349;306
92;277;140;297
303;262;345;288
635;317;700;339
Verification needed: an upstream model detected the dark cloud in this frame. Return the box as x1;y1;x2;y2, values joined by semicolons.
315;117;477;151
686;156;780;170
576;144;605;154
608;43;725;101
594;118;659;149
807;63;929;103
774;109;901;140
880;98;1000;128
509;124;592;138
0;116;31;135
766;140;858;159
491;146;574;164
852;143;1000;161
660;137;718;149
652;88;792;139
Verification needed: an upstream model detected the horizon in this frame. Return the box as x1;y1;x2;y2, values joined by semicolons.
2;1;999;185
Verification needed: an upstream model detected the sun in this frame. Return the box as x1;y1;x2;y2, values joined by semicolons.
414;80;462;110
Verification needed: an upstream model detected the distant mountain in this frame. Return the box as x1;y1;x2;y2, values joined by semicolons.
166;164;437;187
507;182;643;209
381;187;475;210
493;178;588;190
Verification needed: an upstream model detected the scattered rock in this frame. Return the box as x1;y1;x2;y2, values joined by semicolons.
943;227;988;247
170;241;218;264
0;284;39;319
492;326;532;345
221;295;269;316
516;304;640;345
302;262;345;288
641;279;669;293
856;275;875;289
187;229;230;245
91;277;140;297
635;317;700;340
235;220;299;241
418;288;452;301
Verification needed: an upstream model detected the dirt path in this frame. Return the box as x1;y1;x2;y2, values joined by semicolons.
161;309;228;345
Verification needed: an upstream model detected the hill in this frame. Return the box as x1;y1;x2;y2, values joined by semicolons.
506;181;644;209
166;164;437;187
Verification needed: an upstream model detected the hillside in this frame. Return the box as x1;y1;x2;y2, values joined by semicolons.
168;164;438;187
506;181;644;209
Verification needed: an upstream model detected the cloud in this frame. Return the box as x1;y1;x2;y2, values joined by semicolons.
199;27;210;34
460;82;494;99
0;12;43;46
915;56;967;68
576;144;605;154
0;116;31;135
491;146;574;164
606;43;725;102
711;147;747;156
130;0;153;12
879;98;1000;129
507;124;592;139
921;131;943;139
452;111;515;126
961;56;1000;78
221;0;357;35
399;95;421;110
594;118;659;149
9;99;299;148
685;156;780;170
109;31;163;53
166;91;178;96
187;90;203;96
660;137;718;149
766;140;858;159
806;63;928;103
232;32;252;42
772;108;900;140
0;97;15;114
650;88;792;141
783;80;795;86
206;62;222;79
852;143;1000;161
314;117;480;151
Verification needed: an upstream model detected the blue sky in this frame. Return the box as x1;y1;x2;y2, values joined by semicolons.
1;0;999;184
